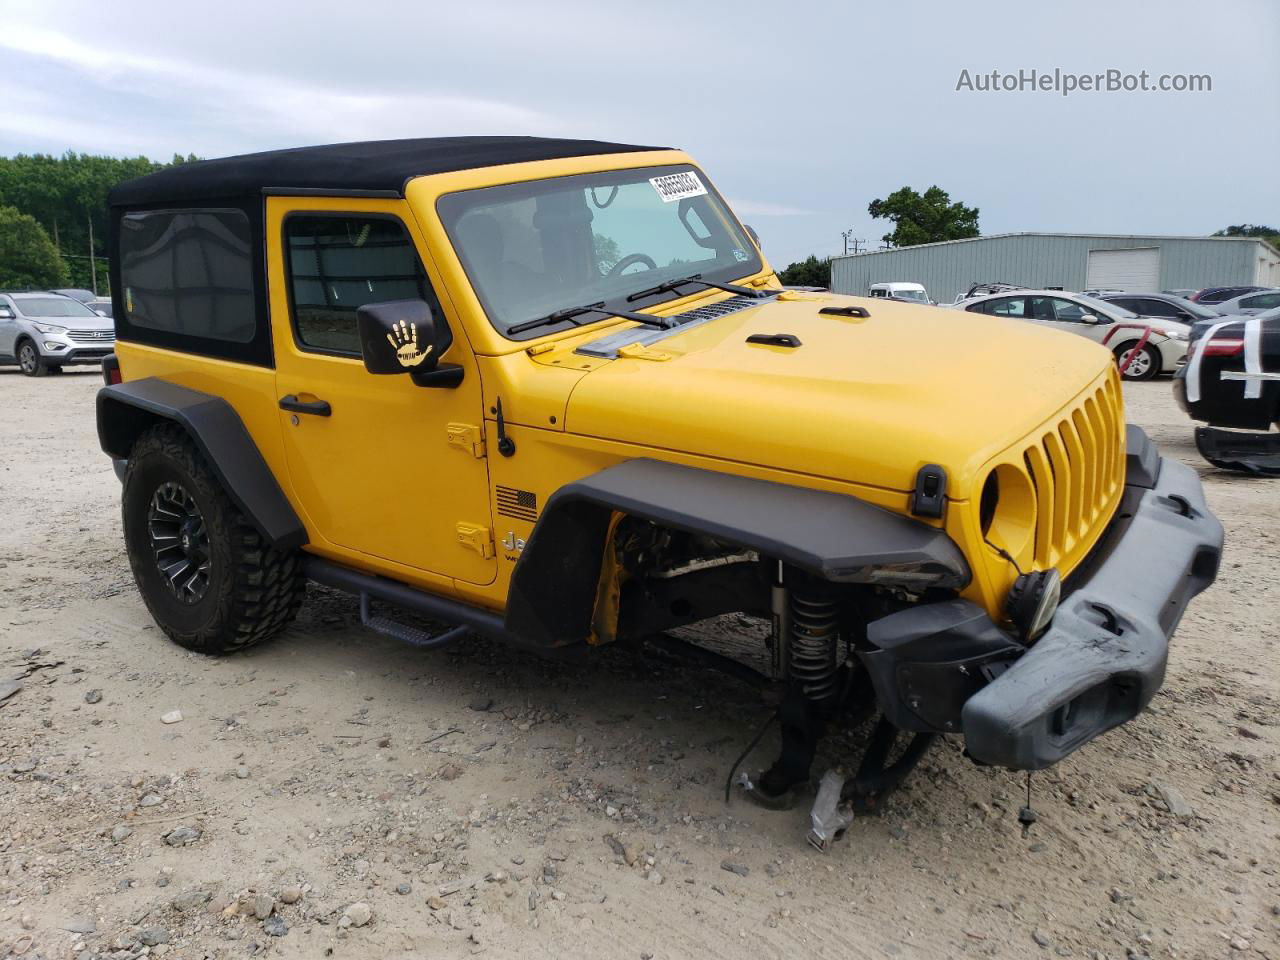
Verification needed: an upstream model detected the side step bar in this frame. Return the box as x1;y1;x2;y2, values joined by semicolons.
302;556;514;643
359;593;470;649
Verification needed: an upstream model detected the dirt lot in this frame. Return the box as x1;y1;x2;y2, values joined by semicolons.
0;368;1276;960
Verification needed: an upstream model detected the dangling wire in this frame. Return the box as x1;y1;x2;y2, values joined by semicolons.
723;709;778;804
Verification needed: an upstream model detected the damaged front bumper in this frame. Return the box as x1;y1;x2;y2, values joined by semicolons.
861;426;1223;770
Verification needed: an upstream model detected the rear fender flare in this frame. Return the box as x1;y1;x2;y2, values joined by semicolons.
97;378;306;551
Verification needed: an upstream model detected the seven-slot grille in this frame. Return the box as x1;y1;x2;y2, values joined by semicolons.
1022;372;1126;569
496;486;538;522
66;329;115;343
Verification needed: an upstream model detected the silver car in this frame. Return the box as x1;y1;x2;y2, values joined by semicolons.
947;289;1189;380
1211;288;1280;316
0;292;116;377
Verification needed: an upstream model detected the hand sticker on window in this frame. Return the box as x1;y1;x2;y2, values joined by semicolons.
387;320;432;368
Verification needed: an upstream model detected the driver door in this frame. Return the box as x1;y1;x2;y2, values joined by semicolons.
265;197;496;587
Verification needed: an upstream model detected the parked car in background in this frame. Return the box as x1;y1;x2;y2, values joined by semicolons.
950;289;1189;380
1082;288;1125;297
1163;289;1199;299
1211;289;1280;317
1175;306;1280;474
952;281;1023;303
868;281;932;304
1097;292;1223;326
49;288;100;303
1190;285;1271;304
0;291;116;376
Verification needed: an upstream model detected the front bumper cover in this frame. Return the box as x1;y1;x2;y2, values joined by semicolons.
861;426;1223;770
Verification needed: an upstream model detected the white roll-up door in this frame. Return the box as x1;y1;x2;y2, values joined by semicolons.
1086;247;1160;291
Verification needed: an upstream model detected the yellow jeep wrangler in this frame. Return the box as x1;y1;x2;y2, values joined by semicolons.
97;137;1222;835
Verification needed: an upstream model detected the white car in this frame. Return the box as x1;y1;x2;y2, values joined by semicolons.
868;281;932;304
946;289;1189;380
1211;289;1280;316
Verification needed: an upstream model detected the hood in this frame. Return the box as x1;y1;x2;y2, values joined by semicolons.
562;294;1114;499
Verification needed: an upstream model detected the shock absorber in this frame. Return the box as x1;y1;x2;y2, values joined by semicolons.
789;588;841;703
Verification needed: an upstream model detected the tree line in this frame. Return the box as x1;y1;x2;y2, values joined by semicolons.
0;152;198;292
779;185;979;286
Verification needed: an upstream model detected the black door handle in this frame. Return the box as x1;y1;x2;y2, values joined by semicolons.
279;395;332;417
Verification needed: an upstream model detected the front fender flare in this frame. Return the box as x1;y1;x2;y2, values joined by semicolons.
504;459;969;648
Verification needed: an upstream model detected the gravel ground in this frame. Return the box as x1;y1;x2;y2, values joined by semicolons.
0;367;1276;960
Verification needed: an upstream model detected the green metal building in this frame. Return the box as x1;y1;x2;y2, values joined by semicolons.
829;233;1280;303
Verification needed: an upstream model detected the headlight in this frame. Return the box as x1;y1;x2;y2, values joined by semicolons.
1161;328;1188;341
33;322;68;334
1006;568;1061;641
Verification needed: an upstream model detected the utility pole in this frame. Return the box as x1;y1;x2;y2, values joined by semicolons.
841;229;868;256
87;214;98;295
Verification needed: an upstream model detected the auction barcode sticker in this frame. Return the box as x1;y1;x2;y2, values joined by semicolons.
649;171;707;203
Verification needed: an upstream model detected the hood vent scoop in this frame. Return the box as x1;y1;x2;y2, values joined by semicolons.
746;333;801;348
576;294;772;359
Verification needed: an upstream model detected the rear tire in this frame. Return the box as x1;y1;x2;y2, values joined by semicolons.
17;340;48;377
1114;342;1160;381
121;424;304;654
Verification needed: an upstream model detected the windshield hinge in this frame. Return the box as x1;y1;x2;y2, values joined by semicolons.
447;422;486;458
455;522;495;559
616;343;672;362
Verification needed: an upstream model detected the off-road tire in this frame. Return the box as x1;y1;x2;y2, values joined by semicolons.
1114;341;1161;381
17;340;48;377
122;423;304;654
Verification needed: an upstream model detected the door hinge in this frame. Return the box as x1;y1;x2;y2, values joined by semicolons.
447;422;486;458
455;522;495;559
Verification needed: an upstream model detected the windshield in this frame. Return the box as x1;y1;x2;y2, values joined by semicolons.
1179;299;1221;319
15;296;99;318
1077;294;1136;319
893;289;929;302
438;164;761;337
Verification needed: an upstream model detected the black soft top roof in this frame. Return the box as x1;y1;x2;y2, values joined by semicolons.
109;136;670;207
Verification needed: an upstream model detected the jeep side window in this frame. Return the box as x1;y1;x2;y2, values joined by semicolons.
117;209;261;358
284;215;441;356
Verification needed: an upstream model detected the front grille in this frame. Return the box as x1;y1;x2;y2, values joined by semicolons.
66;329;115;343
1022;371;1125;569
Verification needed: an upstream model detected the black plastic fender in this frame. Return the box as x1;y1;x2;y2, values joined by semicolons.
504;458;970;648
97;378;307;551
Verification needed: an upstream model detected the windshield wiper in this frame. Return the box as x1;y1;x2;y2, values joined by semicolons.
626;273;775;303
508;301;677;336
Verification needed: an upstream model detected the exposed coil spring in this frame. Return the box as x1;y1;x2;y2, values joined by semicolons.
789;592;840;702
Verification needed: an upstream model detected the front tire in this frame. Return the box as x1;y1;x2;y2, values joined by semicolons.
17;340;48;377
121;424;304;654
1114;341;1161;381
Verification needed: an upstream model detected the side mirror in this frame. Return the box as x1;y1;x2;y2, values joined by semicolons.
0;308;12;319
1080;313;1100;324
356;299;463;388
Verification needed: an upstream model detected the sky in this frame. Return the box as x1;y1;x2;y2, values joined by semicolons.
0;0;1276;268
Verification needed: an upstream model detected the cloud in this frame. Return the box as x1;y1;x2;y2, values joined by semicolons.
0;24;558;158
729;200;817;217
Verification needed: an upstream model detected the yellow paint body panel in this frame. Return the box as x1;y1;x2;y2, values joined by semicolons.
116;148;1127;627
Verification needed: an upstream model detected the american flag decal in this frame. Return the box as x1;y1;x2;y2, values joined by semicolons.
496;486;538;522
